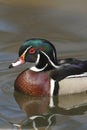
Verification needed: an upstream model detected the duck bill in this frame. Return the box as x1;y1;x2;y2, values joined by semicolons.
9;58;25;69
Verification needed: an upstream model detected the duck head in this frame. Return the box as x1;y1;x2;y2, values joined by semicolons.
9;38;58;71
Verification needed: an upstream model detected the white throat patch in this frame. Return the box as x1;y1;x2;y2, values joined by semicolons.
30;64;48;72
30;53;48;72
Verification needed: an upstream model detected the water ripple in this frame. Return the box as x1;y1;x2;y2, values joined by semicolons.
0;20;19;33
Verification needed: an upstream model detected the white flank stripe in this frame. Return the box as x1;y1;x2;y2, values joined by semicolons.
67;72;87;78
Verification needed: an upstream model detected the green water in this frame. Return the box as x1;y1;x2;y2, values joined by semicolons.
0;1;87;129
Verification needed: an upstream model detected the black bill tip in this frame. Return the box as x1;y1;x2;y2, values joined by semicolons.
9;64;13;69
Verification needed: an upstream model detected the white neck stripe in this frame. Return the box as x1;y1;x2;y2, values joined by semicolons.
30;63;48;72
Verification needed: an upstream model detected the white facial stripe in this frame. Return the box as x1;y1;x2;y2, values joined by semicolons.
11;46;32;67
35;54;40;65
23;46;32;55
41;51;59;69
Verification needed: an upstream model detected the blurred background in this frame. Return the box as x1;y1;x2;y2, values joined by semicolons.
0;0;87;58
0;0;87;129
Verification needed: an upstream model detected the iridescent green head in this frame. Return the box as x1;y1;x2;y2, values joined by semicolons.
9;38;58;71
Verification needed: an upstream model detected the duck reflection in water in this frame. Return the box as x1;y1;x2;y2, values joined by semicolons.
14;91;87;130
14;91;59;129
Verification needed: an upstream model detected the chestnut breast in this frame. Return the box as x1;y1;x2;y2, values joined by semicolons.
14;69;50;96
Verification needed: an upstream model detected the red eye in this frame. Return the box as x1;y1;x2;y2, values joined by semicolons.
29;48;36;54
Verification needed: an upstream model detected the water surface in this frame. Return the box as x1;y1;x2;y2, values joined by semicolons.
0;1;87;129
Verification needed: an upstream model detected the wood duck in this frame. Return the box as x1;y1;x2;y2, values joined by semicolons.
9;38;87;97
